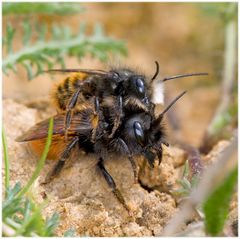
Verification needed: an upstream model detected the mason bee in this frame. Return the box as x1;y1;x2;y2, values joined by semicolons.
49;62;159;141
16;91;186;211
48;63;207;140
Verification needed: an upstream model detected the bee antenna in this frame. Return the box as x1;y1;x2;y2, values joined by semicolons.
151;61;160;83
162;72;208;82
157;91;187;122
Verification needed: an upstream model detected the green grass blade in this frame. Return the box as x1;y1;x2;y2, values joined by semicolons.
2;126;10;193
203;167;237;236
17;118;54;198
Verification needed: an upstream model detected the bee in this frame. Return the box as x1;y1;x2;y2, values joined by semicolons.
49;62;207;140
16;91;186;212
49;62;159;141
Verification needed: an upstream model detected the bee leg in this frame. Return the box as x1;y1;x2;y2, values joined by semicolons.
143;150;155;168
64;88;81;140
43;136;79;184
97;157;130;212
161;140;169;147
91;96;100;143
157;144;163;165
118;138;138;183
128;156;138;183
109;96;123;138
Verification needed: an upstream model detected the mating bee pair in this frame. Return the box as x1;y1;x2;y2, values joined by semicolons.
17;62;207;211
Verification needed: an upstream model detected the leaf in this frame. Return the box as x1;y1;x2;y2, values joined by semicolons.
2;122;66;237
200;3;237;24
5;23;15;53
23;199;31;219
22;21;32;45
19;204;45;236
3;22;127;79
64;228;76;237
5;182;21;201
44;213;59;236
177;178;192;191
203;167;237;236
3;2;84;16
171;188;189;197
22;61;34;80
2;183;22;218
182;160;190;178
37;23;47;42
191;174;200;188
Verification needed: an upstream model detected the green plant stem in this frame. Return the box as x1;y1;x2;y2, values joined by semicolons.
207;19;236;136
17;118;53;198
2;126;10;193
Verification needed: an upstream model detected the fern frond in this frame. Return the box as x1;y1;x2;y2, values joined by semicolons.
3;22;127;80
3;2;84;15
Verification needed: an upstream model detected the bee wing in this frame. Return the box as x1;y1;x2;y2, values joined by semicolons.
28;135;72;160
45;69;110;76
16;114;66;142
17;113;93;160
16;113;92;142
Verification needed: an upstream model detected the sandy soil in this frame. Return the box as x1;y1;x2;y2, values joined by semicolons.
3;99;182;236
3;98;237;236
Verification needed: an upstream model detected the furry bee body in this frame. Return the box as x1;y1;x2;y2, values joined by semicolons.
51;68;154;111
49;64;160;141
17;62;207;211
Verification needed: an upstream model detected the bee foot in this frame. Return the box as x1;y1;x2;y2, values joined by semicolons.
125;203;137;220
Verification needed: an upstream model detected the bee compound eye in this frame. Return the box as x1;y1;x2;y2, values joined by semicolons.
136;78;145;95
133;121;145;146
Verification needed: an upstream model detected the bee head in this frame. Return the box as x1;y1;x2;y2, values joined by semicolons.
129;75;146;97
124;113;150;145
123;61;161;105
107;69;151;108
123;113;160;166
